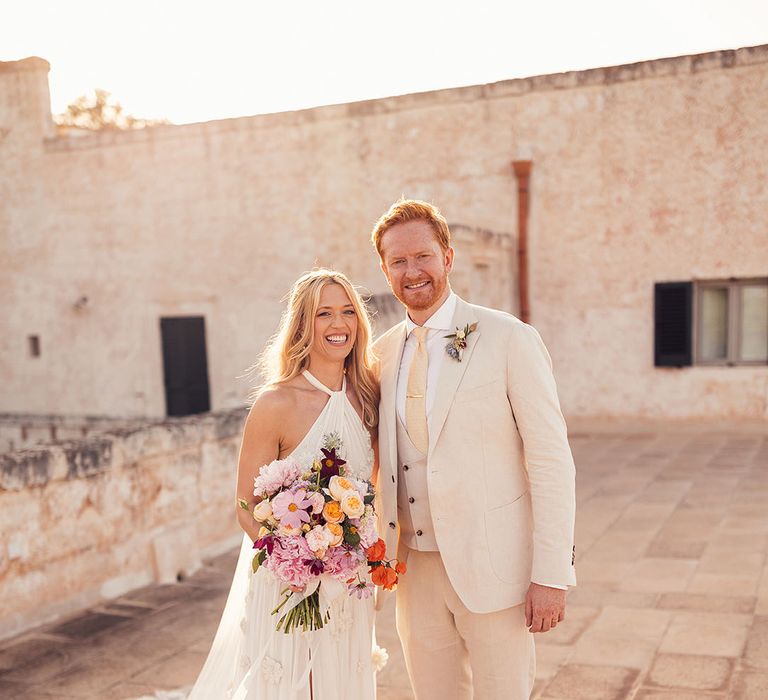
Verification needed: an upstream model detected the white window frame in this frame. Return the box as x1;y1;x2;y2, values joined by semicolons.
693;277;768;366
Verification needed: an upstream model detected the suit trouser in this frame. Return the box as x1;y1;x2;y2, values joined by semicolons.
395;549;535;700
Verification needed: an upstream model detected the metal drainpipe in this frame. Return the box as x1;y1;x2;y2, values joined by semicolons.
512;160;532;323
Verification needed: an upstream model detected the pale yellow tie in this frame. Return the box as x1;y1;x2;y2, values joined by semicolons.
405;326;429;453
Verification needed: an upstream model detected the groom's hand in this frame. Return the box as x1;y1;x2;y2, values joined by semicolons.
525;582;566;633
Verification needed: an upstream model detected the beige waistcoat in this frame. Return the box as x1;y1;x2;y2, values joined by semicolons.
396;413;438;551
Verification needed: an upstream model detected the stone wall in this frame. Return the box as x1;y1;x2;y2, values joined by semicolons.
0;414;146;453
0;409;246;641
1;47;767;421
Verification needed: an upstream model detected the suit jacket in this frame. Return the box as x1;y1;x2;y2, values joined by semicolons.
374;296;576;613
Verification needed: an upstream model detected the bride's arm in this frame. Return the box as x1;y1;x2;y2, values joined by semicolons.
234;388;287;542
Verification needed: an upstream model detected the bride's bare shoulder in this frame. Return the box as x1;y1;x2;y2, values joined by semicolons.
246;378;314;424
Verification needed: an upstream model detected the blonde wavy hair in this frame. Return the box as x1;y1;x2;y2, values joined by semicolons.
250;269;379;429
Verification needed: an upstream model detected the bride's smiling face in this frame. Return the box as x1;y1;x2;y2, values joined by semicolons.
310;283;358;363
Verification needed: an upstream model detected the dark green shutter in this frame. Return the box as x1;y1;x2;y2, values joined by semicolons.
654;282;693;367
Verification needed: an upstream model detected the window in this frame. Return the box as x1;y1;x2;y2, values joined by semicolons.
695;279;768;366
654;278;767;367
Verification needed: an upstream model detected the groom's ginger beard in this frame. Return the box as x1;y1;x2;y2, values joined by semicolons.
379;219;454;320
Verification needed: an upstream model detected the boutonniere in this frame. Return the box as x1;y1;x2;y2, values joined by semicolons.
444;322;478;362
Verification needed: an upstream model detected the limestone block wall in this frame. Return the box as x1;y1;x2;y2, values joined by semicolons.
0;409;246;641
0;414;147;453
1;47;767;421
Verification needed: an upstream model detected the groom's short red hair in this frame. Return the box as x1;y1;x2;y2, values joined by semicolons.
371;198;451;258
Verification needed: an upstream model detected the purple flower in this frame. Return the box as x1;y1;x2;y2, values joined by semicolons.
446;344;461;360
254;533;277;555
319;448;346;481
303;558;325;576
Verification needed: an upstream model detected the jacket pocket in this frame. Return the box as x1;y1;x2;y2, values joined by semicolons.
483;491;532;584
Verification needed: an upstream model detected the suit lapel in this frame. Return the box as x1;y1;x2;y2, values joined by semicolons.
379;322;407;487
428;297;480;458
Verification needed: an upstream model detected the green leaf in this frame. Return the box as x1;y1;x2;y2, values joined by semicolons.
363;494;374;505
238;498;250;511
251;554;260;573
257;549;267;566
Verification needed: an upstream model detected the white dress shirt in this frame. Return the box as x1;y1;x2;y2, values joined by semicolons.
396;292;458;426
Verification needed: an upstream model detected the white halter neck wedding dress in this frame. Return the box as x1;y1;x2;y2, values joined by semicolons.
187;370;377;700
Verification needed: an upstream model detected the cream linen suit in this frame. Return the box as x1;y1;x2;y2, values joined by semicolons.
374;296;576;699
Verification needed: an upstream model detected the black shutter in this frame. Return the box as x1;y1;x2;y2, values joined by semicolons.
160;316;211;416
654;282;693;367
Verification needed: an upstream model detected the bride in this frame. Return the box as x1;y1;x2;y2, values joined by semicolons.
188;269;382;700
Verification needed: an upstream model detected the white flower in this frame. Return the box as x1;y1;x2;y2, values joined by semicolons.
244;572;256;604
252;499;273;522
324;522;344;547
329;607;353;641
340;491;365;518
329;475;356;501
372;645;389;672
261;656;283;685
277;521;302;537
306;524;333;554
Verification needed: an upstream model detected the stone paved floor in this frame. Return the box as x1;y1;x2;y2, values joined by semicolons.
0;428;766;699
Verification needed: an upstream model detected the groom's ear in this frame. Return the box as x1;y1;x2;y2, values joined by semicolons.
444;246;455;274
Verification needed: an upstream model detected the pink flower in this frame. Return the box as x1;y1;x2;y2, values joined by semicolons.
348;579;374;599
254;459;303;498
264;535;313;589
271;488;313;530
357;507;378;549
307;491;326;515
324;546;364;581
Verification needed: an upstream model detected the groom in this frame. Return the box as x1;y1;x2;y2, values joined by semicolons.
371;199;576;699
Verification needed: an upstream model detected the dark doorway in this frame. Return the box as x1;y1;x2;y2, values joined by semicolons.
160;316;211;417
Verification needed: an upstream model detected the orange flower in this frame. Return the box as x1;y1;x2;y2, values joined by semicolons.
366;538;386;562
383;567;398;590
323;500;344;524
370;565;388;587
395;561;407;575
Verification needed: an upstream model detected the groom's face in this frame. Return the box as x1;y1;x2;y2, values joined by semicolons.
379;219;454;313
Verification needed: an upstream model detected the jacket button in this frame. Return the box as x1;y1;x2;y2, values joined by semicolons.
416;529;423;536
391;475;395;483
389;522;396;529
408;497;415;503
403;464;409;471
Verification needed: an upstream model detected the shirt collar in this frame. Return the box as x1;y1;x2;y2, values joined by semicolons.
405;291;457;336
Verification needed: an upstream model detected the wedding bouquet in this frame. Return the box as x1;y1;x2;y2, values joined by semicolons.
238;433;405;634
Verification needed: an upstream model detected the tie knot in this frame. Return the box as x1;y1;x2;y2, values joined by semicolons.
412;326;429;344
